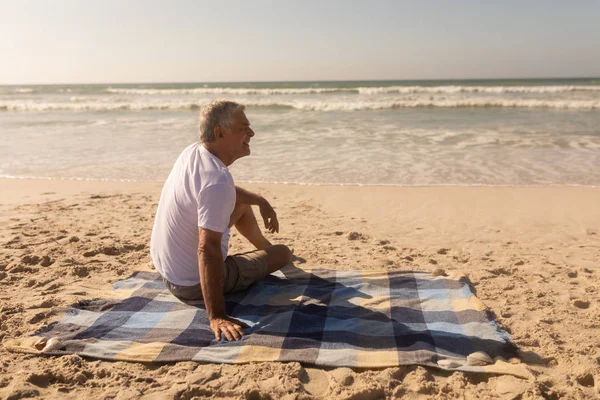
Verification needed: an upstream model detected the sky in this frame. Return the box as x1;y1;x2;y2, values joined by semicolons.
1;0;599;84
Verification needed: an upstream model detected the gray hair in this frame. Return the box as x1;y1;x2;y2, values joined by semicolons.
198;100;245;143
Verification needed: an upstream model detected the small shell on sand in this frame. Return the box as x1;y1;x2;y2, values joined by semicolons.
34;337;47;351
437;359;463;369
42;338;64;352
467;351;493;366
432;268;447;277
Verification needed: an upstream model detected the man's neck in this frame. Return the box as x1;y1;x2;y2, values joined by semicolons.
202;143;234;167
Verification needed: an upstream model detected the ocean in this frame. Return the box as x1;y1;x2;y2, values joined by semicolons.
1;78;599;186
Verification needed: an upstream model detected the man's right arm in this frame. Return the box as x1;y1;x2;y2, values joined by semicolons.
197;227;247;341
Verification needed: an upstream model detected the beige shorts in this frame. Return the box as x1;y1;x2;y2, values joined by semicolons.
163;250;269;301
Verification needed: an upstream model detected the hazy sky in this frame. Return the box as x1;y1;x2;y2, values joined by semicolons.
1;0;599;84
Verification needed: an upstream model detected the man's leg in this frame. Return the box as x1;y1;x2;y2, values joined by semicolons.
229;202;271;250
228;202;292;272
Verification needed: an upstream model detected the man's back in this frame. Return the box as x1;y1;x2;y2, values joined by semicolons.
150;142;235;286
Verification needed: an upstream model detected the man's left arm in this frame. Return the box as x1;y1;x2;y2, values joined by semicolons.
235;186;279;233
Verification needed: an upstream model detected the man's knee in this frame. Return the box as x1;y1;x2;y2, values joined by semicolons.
265;244;293;273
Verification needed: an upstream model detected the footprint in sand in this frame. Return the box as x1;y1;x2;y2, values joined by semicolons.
329;368;354;386
347;232;366;241
40;256;54;267
43;282;63;292
487;267;513;276
100;246;120;256
72;266;90;278
572;299;590;309
29;299;59;309
29;311;50;324
300;368;330;396
575;372;595;387
22;255;41;265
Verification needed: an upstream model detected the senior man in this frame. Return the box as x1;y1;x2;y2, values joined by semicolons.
150;100;292;342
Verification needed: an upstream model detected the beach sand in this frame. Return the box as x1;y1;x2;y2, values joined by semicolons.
0;178;598;399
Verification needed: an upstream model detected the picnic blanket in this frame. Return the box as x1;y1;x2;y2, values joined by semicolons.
5;266;530;377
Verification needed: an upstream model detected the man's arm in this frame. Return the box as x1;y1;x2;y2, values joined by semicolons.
235;186;279;233
235;185;265;205
198;227;247;341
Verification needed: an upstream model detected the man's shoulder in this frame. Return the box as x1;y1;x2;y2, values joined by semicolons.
202;170;234;190
181;145;232;189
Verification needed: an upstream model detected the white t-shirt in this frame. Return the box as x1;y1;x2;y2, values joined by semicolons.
150;142;236;286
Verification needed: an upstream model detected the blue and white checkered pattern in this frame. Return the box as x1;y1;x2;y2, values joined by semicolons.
5;266;530;377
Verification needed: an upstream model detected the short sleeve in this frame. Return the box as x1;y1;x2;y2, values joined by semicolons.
197;183;235;232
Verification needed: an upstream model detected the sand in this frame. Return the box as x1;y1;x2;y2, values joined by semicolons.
0;178;598;399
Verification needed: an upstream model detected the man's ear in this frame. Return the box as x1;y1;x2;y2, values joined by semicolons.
214;126;225;139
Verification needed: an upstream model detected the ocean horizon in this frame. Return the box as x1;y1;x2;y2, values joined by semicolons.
1;78;599;186
3;76;599;86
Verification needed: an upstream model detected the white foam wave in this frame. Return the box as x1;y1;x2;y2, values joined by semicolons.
0;101;203;111
281;98;600;111
2;98;599;111
0;174;143;182
105;85;600;96
69;96;101;103
357;85;600;94
106;87;346;95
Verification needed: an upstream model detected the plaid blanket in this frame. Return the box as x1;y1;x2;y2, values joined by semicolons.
5;267;529;377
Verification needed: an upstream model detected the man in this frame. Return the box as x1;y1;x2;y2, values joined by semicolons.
150;100;292;342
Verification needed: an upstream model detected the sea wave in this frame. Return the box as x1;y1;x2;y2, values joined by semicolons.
274;99;600;111
105;87;347;95
357;85;600;94
2;98;600;111
104;85;600;96
14;88;36;93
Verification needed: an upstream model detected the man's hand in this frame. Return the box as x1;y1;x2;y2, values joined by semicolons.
258;198;279;233
235;187;280;234
210;315;250;341
198;228;247;341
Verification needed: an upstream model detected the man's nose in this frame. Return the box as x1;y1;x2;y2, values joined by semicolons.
248;128;255;137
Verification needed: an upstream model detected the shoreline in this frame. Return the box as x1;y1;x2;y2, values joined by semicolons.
1;175;598;188
3;178;599;247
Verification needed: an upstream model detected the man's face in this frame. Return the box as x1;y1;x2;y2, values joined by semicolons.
225;109;254;160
